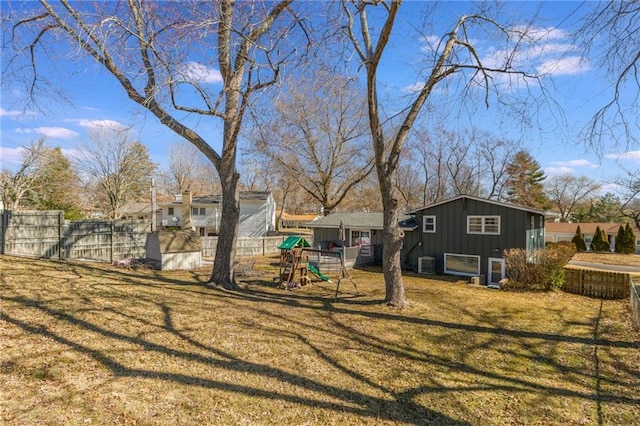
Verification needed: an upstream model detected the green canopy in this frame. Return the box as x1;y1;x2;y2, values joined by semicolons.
278;236;312;250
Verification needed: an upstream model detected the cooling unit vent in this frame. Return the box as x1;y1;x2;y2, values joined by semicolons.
417;256;435;275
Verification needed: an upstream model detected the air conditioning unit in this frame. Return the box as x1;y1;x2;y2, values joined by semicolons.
417;256;435;275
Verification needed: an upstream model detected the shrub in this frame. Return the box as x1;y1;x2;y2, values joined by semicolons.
625;223;637;253
571;225;587;252
615;225;626;254
590;226;610;252
503;243;575;292
616;223;637;254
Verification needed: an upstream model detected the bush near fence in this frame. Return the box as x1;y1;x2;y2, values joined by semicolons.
563;268;630;299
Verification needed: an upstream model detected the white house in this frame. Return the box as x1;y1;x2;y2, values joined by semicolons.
159;191;276;237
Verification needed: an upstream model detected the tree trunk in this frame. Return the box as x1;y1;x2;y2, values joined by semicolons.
379;175;407;308
208;160;241;290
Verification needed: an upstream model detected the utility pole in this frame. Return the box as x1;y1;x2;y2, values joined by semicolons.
151;178;157;232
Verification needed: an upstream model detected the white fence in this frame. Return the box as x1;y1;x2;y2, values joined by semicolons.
201;235;296;258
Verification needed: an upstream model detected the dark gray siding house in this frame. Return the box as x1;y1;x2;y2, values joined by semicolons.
404;195;545;285
306;212;417;266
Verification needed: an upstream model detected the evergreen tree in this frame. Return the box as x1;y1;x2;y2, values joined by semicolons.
28;147;83;219
600;227;611;252
614;225;626;253
624;223;637;254
572;225;587;252
590;226;610;252
504;150;550;209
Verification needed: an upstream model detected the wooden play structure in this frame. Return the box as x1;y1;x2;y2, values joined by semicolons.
276;236;358;300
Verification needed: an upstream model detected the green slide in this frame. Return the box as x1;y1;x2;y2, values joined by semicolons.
308;264;331;282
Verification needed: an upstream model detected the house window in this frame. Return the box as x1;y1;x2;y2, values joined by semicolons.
467;216;500;235
539;216;544;237
423;215;436;233
351;230;371;256
444;253;481;276
192;207;205;216
168;207;174;215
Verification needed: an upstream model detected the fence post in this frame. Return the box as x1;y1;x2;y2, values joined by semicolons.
0;210;6;255
58;211;65;259
110;221;115;263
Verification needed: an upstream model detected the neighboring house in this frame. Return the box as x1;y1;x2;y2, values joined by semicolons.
278;211;320;229
306;212;418;266
403;195;546;285
545;222;640;253
159;191;276;237
119;202;156;221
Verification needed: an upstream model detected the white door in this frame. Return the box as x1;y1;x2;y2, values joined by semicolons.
488;258;505;286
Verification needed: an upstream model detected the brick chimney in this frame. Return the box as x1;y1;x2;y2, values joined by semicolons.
181;191;193;231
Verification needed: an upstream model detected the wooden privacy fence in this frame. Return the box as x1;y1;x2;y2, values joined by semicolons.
563;268;630;299
631;277;640;330
1;210;314;263
1;210;150;263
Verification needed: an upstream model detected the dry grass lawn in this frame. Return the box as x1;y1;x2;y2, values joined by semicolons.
572;252;640;267
2;254;639;425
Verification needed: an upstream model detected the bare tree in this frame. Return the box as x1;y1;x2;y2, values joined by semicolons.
0;139;48;210
576;2;640;151
160;141;219;198
398;127;520;210
343;1;547;307
248;71;374;216
611;169;640;229
75;130;156;219
544;174;601;222
7;1;303;288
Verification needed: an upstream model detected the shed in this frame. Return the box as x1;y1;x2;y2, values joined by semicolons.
278;236;312;250
145;230;202;271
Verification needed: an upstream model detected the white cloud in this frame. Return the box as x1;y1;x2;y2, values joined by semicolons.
0;107;35;118
402;82;425;93
549;159;599;168
537;56;590;76
545;166;575;176
72;119;128;131
511;26;568;43
420;35;442;52
606;151;640;162
180;62;223;84
0;146;25;165
60;148;82;160
15;127;79;139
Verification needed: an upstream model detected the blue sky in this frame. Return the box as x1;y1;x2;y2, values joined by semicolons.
1;1;637;194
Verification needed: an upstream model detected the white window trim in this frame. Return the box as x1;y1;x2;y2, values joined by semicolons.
192;207;206;216
467;215;501;235
423;215;436;233
444;253;481;276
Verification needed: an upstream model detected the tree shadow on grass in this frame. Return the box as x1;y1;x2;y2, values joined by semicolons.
4;257;639;424
2;296;469;425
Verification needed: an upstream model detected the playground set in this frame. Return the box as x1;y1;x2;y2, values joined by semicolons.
276;236;358;299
